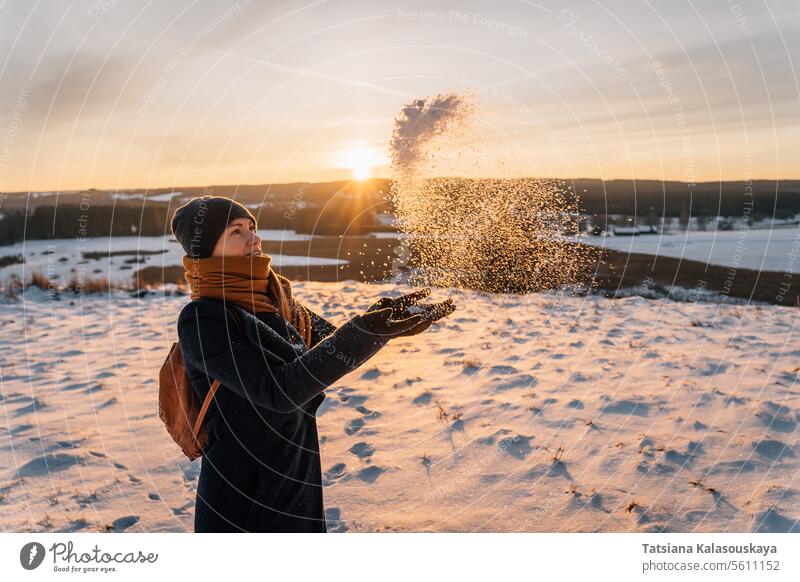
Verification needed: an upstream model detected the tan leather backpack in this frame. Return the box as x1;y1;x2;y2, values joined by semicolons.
159;305;242;461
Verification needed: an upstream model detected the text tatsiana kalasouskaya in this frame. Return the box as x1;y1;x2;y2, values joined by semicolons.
642;543;777;557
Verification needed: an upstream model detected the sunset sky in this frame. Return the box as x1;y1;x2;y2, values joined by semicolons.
0;0;797;192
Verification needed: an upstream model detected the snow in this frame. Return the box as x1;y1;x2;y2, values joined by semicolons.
0;231;338;286
368;232;405;239
1;281;798;532
111;191;183;202
580;227;800;275
112;192;169;202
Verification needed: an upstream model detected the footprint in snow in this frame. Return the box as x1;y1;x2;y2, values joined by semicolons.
412;392;432;405
357;465;386;484
110;515;139;532
361;368;381;380
345;418;364;435
355;406;380;420
18;453;81;477
323;463;348;486
349;442;375;459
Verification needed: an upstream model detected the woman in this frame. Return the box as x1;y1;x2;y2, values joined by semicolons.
170;196;455;533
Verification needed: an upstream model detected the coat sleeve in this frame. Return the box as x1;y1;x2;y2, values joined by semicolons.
178;301;388;414
303;305;338;348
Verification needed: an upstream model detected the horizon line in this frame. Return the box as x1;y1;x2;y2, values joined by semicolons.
4;175;800;196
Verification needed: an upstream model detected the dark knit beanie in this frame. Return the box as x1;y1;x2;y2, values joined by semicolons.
170;196;257;259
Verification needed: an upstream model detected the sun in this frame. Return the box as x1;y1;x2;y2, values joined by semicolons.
340;146;383;181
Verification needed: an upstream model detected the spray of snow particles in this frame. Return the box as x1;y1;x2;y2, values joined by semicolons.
388;92;596;293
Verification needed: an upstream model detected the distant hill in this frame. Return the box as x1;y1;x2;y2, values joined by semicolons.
0;179;393;245
3;177;798;216
0;179;391;211
564;179;800;218
2;178;799;246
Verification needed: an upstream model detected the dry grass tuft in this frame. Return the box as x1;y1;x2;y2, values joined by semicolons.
65;274;116;294
551;442;566;463
30;270;56;290
625;500;640;513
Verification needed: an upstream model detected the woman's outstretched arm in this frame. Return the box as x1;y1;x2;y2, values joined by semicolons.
178;300;388;414
303;305;338;347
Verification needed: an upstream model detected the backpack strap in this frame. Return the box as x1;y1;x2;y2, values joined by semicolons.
193;379;222;438
191;304;245;440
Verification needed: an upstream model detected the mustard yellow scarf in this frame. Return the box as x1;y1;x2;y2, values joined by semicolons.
182;254;312;348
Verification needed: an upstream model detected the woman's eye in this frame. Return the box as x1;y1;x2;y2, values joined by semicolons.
232;229;240;235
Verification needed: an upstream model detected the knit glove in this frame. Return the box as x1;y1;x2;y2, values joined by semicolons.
361;288;455;339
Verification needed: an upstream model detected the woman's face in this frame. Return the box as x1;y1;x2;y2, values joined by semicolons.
211;218;264;257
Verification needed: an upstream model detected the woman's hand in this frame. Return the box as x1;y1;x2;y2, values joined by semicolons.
364;288;431;317
362;288;456;339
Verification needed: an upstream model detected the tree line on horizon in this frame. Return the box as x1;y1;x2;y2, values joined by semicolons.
0;201;381;246
1;178;798;246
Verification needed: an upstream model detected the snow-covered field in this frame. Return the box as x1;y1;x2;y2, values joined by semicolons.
580;227;800;275
0;231;344;286
1;281;798;532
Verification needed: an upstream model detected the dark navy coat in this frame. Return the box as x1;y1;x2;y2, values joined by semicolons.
177;297;389;532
